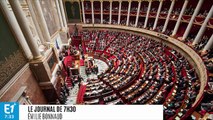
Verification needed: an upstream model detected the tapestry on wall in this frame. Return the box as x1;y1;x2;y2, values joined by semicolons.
65;1;81;23
0;11;27;89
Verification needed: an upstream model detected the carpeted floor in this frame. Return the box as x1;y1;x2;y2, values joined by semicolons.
66;58;108;104
79;59;108;81
66;85;79;105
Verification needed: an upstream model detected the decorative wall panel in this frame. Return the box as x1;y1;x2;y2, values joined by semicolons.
0;10;27;89
40;0;60;36
0;50;26;89
48;54;57;72
65;1;81;23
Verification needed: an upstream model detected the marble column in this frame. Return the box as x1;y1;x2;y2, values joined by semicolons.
118;1;122;25
126;0;131;26
81;0;86;23
59;0;68;30
172;0;188;36
0;0;33;60
31;0;51;42
144;0;152;28
203;34;213;52
8;0;42;59
101;0;103;24
109;1;112;24
182;0;204;40
135;1;141;27
193;5;213;45
91;0;94;24
27;0;45;44
153;0;163;30
55;0;64;28
162;0;175;33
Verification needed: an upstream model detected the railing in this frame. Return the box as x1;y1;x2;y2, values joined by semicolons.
82;10;213;28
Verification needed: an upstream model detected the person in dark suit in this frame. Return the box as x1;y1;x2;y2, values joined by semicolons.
74;24;78;36
67;67;70;77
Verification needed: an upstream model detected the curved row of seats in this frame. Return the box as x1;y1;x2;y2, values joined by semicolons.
80;29;201;120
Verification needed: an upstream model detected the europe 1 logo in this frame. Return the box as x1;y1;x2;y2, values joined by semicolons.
0;102;19;120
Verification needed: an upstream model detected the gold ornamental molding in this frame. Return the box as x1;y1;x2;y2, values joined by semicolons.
0;50;27;89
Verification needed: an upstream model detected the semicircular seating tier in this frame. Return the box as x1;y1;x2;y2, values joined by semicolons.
79;29;203;120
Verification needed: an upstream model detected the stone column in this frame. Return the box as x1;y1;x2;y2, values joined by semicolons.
135;0;141;27
109;0;112;24
91;0;94;24
182;0;204;40
193;5;213;45
162;0;175;33
0;0;33;60
126;0;131;26
30;0;51;42
100;0;103;24
118;1;122;25
27;0;45;44
203;34;213;52
153;0;163;30
172;0;188;36
55;0;64;28
81;0;86;23
8;0;42;59
144;0;152;28
59;0;68;30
